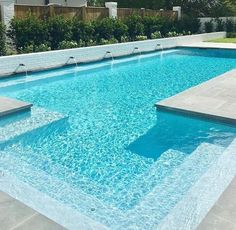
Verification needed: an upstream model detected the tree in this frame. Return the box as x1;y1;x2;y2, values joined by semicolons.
87;0;106;6
116;0;166;9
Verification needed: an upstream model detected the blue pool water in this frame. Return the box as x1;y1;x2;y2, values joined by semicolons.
0;48;236;229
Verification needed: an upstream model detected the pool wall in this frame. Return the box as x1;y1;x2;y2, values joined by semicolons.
0;32;225;77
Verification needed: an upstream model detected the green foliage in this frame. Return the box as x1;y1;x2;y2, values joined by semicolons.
8;15;47;52
151;31;162;39
87;0;105;7
117;0;236;17
71;19;94;45
6;14;201;55
227;32;236;38
204;20;214;33
34;43;51;52
47;16;72;50
225;19;235;33
113;19;128;42
99;37;119;45
58;40;79;49
176;15;201;34
93;18;115;41
125;15;144;40
18;43;51;54
116;0;166;10
135;35;148;41
142;16;162;39
215;18;225;32
93;18;127;42
0;22;6;56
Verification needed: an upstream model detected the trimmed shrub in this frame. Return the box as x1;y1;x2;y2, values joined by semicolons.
225;19;235;33
176;15;201;34
204;20;214;33
0;22;6;56
215;18;225;31
159;17;176;36
7;14;204;55
71;19;94;45
142;16;162;39
151;31;162;39
227;32;236;38
47;16;72;49
58;40;79;49
93;18;115;41
113;19;128;42
8;15;47;52
125;15;144;40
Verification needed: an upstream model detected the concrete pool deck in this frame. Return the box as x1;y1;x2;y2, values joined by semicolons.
0;191;65;230
180;41;236;49
156;68;236;124
198;177;236;230
0;97;32;118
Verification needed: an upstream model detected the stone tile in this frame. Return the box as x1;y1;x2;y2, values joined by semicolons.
197;212;236;230
0;191;66;230
0;97;32;117
12;214;66;230
198;178;236;229
156;69;236;124
0;199;36;230
210;204;236;225
181;42;236;49
0;191;13;204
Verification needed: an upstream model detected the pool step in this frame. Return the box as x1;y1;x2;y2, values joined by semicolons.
0;107;67;145
113;149;187;210
0;96;32;117
117;143;225;230
0;150;125;229
157;138;236;230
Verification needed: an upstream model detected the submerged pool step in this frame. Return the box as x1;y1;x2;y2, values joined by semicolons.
117;143;225;230
158;138;236;230
113;149;187;210
0;107;67;145
0;149;126;228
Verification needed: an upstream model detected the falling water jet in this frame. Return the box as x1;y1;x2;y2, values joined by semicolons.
67;56;78;68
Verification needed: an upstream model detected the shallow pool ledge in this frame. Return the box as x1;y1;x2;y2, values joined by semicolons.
156;69;236;124
0;97;32;117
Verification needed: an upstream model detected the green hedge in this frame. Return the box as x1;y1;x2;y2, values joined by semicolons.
0;22;6;56
6;14;201;54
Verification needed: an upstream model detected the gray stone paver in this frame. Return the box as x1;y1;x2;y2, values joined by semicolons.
198;177;236;230
0;97;32;117
180;41;236;49
156;69;236;124
0;191;66;230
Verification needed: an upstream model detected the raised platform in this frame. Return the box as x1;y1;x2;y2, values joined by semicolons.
156;69;236;124
0;97;32;117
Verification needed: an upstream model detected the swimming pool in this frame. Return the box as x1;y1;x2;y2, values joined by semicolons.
0;48;236;229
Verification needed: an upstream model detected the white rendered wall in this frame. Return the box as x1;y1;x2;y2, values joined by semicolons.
0;32;226;76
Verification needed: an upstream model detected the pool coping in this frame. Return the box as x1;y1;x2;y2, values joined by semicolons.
180;41;236;50
0;97;32;118
156;68;236;125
